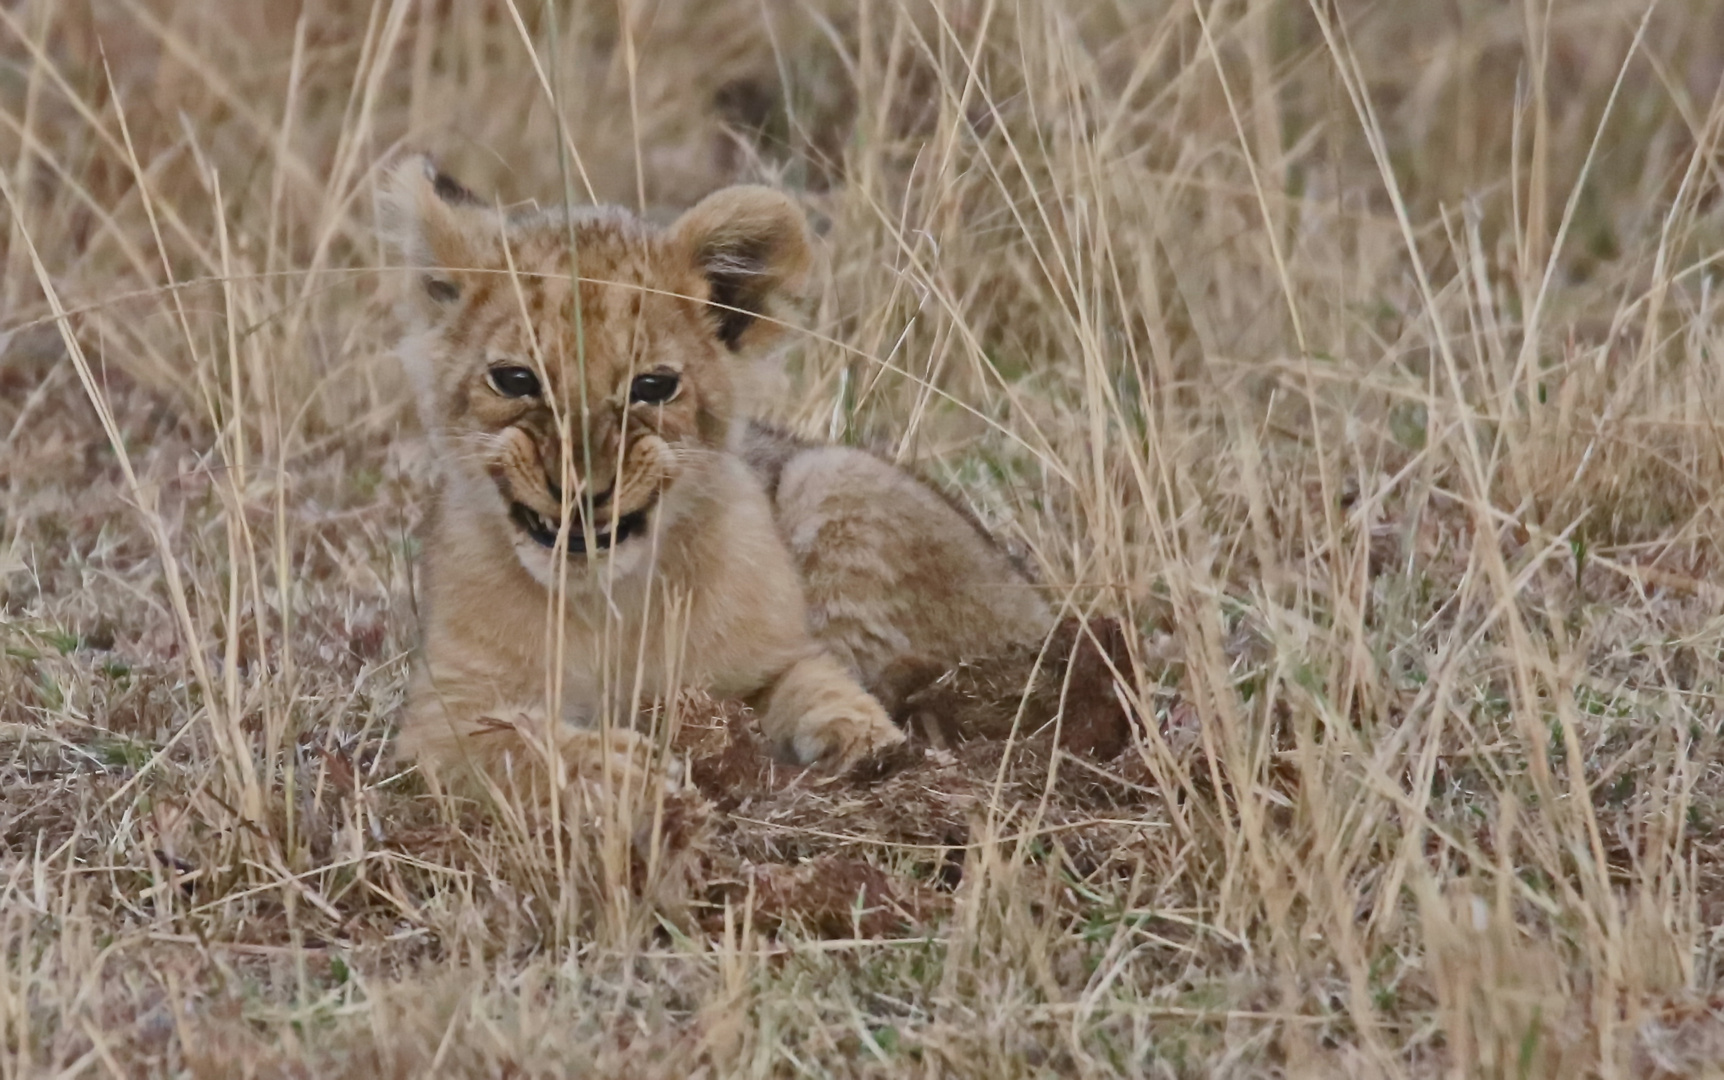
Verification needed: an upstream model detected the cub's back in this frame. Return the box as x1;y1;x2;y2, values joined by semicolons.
737;422;1051;688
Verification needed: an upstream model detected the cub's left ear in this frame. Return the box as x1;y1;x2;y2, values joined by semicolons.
375;154;495;309
670;186;812;352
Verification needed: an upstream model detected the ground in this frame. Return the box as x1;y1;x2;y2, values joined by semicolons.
4;1;1724;1076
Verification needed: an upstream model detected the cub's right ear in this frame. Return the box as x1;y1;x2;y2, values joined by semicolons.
375;154;492;307
670;185;812;353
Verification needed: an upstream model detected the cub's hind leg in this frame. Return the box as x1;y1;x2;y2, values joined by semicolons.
762;443;1053;692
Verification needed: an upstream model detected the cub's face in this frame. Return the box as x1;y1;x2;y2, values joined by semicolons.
378;158;810;586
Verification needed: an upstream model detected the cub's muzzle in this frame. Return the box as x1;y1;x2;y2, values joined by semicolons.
508;499;654;555
490;427;676;558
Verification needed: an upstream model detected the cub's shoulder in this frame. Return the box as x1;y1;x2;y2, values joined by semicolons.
737;421;812;501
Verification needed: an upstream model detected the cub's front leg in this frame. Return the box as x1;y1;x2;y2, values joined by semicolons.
701;455;906;769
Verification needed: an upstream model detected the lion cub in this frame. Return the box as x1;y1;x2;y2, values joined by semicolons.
378;156;1049;796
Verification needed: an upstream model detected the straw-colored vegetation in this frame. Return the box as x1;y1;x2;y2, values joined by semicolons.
4;1;1724;1075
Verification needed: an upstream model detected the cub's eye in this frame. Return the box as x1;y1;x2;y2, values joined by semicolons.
629;371;681;405
485;365;541;398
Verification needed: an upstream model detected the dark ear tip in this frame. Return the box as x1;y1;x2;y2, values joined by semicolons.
431;169;482;207
394;150;481;207
424;275;461;304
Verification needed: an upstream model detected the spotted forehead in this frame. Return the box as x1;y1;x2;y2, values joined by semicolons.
456;218;710;377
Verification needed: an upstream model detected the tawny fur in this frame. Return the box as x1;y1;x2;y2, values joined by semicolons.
377;155;1051;797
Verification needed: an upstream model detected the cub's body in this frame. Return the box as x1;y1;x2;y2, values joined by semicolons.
378;158;1048;794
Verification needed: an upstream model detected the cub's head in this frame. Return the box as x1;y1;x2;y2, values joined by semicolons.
377;156;810;586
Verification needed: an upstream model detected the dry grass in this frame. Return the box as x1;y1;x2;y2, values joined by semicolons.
4;0;1724;1075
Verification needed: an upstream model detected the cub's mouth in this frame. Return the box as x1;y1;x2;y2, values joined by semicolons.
508;500;654;555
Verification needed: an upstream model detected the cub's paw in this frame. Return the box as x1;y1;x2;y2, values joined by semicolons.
789;695;907;772
559;725;683;795
463;712;681;802
759;651;910;777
